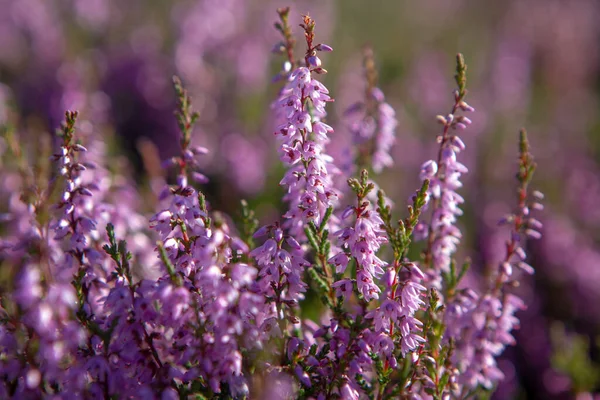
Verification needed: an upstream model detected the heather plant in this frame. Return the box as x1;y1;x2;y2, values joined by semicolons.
0;6;553;399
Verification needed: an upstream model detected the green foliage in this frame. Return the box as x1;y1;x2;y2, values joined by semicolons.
442;258;471;298
173;76;200;151
304;208;337;311
57;110;79;145
455;53;468;100
518;128;537;186
551;323;600;393
103;223;133;284
157;241;182;286
238;199;259;261
377;179;429;264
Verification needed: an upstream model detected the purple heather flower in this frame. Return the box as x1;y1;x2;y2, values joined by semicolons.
343;47;398;176
250;224;309;321
341;382;360;400
332;201;387;302
332;279;353;300
447;292;526;390
346;86;398;174
446;134;543;394
0;6;560;398
415;87;474;285
366;264;426;359
1;260;86;396
274;65;339;236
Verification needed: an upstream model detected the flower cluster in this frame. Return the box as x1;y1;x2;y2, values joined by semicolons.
367;263;426;360
414;56;474;296
250;223;309;328
0;265;84;398
0;8;546;400
345;47;398;173
273;14;338;236
332;177;388;302
447;129;543;393
52;111;97;264
142;82;267;395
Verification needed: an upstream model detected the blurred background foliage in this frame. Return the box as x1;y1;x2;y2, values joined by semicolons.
1;0;600;398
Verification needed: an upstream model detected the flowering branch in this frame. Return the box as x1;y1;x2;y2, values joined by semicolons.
346;47;398;174
418;54;474;280
448;129;543;397
0;6;549;399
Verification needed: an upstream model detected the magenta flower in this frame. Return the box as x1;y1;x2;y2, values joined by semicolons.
251;223;309;327
273;47;339;235
446;130;543;394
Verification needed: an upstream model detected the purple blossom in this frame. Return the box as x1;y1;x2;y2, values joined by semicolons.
366;264;426;360
274;64;339;235
346;87;398;173
0;7;555;398
446;131;543;394
416;73;474;287
250;223;309;327
332;199;387;302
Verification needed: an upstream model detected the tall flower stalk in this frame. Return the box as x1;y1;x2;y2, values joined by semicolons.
259;10;341;337
273;13;338;236
448;129;543;395
417;54;474;285
332;170;388;303
345;47;398;174
0;6;548;399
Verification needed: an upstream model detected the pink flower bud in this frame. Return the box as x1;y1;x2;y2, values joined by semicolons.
316;43;333;52
307;55;322;68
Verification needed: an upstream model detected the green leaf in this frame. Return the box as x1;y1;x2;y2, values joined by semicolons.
438;371;450;392
318;229;329;254
319;206;334;233
304;227;319;252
